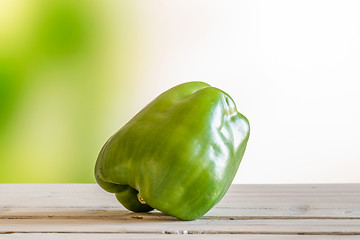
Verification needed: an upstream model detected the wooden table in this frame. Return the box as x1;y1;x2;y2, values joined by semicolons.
0;184;359;239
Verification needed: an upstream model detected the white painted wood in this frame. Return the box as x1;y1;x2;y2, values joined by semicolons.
1;218;360;234
1;184;359;219
2;234;360;240
0;184;359;239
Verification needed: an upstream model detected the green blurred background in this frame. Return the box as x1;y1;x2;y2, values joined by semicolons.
2;0;360;184
0;0;140;182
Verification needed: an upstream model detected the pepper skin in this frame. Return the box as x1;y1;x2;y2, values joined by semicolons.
94;81;250;220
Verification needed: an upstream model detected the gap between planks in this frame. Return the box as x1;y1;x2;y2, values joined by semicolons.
2;214;360;220
1;230;360;236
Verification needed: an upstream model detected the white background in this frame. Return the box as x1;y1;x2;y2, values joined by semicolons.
115;0;360;183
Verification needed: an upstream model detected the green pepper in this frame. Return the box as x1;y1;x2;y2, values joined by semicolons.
95;81;250;220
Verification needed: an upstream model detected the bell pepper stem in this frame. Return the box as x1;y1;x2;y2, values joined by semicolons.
115;185;154;212
137;193;147;204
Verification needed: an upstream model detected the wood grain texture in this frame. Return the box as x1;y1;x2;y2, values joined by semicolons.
2;234;360;240
0;184;359;239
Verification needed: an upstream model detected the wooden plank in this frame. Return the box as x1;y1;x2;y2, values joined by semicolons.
227;184;360;193
1;184;359;219
2;233;360;240
0;218;360;235
1;184;359;239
